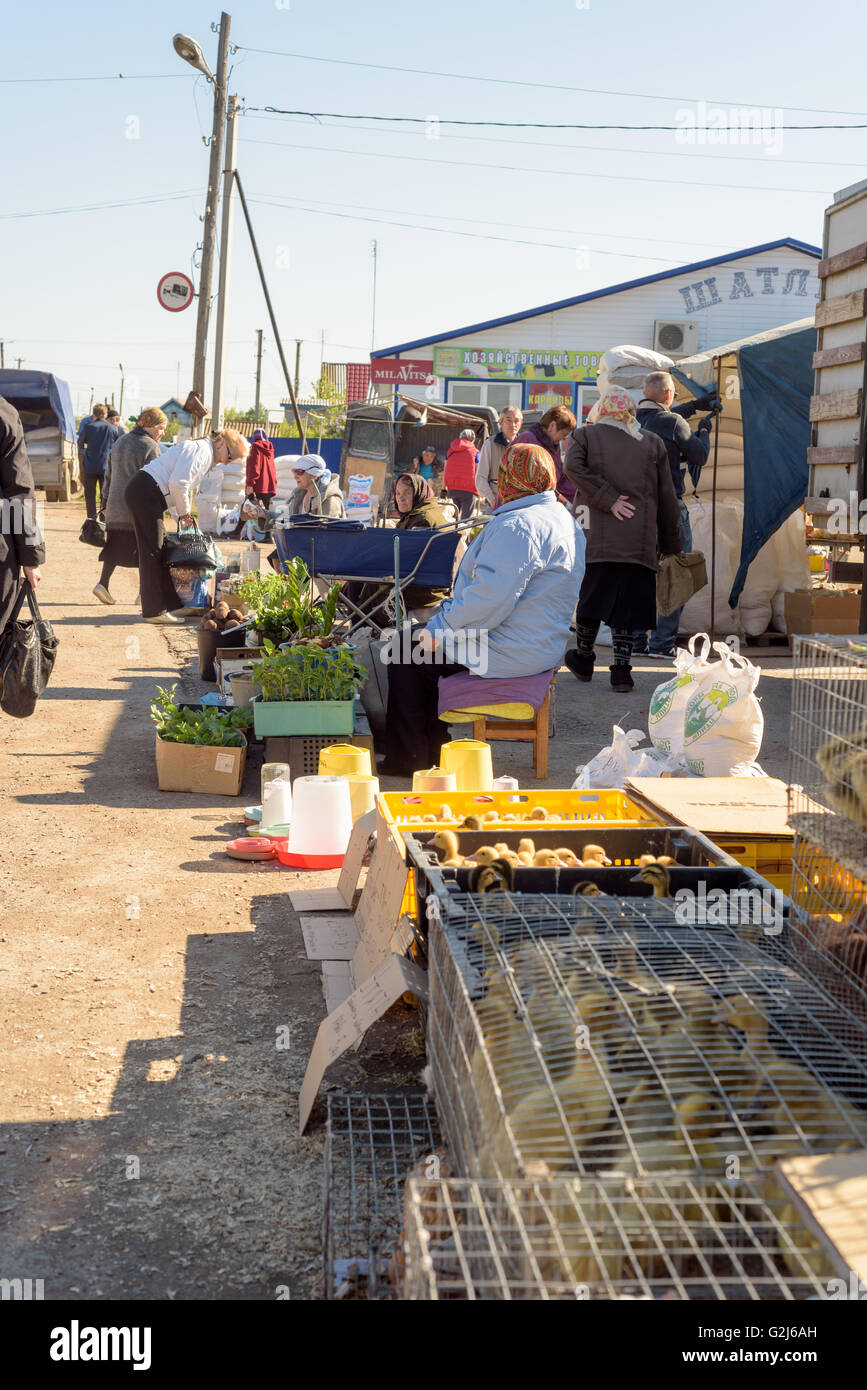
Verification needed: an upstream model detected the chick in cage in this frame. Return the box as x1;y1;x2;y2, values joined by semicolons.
816;726;867;826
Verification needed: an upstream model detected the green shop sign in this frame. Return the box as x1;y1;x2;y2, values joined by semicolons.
433;345;602;382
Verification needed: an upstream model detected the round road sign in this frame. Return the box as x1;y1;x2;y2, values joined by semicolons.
157;271;195;312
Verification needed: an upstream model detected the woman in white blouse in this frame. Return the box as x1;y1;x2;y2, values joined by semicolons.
125;428;248;623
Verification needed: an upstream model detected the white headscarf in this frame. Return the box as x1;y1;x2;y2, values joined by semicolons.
293;454;332;486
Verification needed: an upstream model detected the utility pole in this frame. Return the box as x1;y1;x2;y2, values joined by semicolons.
370;239;378;350
254;329;263;423
319;328;325;381
118;363;125;416
0;342;5;368
294;338;302;400
16;357;23;369
211;92;240;432
178;12;231;435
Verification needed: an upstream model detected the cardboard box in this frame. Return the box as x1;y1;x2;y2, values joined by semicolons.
784;588;862;636
155;733;246;795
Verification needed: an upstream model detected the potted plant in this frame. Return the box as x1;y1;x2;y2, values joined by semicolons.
151;684;253;794
250;640;365;736
240;559;342;647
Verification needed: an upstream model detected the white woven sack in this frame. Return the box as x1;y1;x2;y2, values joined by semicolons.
647;634;711;757
682;642;763;776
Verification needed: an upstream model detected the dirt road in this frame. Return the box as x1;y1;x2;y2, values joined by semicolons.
0;503;794;1301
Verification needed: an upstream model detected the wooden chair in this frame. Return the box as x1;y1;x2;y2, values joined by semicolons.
471;687;553;780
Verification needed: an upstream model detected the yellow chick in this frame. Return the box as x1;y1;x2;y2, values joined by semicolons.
528;807;549;821
518;838;536;858
436;804;455;821
430;828;464;866
473;845;502;866
495;1045;613;1176
554;847;582;867
532;849;561;867
581;843;612;866
460;814;485;830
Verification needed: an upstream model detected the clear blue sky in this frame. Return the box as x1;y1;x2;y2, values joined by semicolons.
2;0;865;416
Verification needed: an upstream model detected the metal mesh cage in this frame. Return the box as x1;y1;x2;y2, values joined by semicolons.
323;1092;441;1299
789;832;867;1002
399;1175;844;1301
426;892;867;1182
788;634;867;879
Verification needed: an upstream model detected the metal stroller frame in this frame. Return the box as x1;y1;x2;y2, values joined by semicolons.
268;516;486;636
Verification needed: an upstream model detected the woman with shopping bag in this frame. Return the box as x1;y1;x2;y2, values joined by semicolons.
125;428;248;624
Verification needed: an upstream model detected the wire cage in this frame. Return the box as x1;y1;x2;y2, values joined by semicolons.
398;1175;845;1301
323;1092;442;1299
789;832;867;1005
788;633;867;879
426;892;867;1183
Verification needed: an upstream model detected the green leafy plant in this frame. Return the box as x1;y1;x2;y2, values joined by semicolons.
240;558;343;646
251;641;364;703
150;684;252;746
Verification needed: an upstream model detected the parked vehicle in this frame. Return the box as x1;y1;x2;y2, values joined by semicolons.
0;370;79;501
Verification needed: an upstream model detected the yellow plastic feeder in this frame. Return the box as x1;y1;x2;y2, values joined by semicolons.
440;740;494;792
318;744;372;778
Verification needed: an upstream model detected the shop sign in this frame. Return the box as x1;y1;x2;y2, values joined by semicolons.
434;345;601;382
369;357;434;385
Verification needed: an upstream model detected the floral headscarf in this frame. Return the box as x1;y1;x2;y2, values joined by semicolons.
497;442;557;503
586;387;643;440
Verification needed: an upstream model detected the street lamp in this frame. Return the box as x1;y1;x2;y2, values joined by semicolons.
172;33;215;83
172;14;231;434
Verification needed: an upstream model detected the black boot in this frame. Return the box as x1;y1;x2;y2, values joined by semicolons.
609;663;634;693
565;649;594;683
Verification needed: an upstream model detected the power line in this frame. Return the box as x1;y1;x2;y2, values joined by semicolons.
235;47;867;116
247;188;732;251
244;111;867;171
256;104;867;133
241;135;832;195
248;194;684;261
0;191;200;220
0;73;189;84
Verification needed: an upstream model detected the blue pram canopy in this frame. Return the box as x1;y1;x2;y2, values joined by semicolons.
273;519;461;588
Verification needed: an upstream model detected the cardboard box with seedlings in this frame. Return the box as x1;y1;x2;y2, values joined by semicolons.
150;684;252;796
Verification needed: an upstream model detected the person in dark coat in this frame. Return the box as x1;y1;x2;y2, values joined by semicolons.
93;407;167;605
77;403;119;520
515;405;576;504
562;388;681;693
1;396;45;642
393;472;450;613
633;370;716;657
245;428;277;507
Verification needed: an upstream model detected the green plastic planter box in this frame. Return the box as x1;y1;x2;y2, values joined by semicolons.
252;695;354;737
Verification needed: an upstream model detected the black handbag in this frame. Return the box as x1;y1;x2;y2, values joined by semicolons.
162;524;218;571
0;582;59;718
79;516;106;547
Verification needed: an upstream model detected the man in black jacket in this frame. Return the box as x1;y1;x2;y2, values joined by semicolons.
634;370;717;658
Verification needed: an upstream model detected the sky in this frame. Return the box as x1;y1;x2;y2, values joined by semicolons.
2;0;866;417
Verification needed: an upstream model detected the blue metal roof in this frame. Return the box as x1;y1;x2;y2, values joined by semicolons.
371;238;822;358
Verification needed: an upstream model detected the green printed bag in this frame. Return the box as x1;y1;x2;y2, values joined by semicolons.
647;634;711;758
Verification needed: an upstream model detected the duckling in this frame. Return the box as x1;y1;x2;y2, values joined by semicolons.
493;842;510;855
581;843;612;867
473;845;502;866
469;917;500;952
436;803;455;821
636;853;658;867
484;811;499;824
553;847;582;867
421;814;437;823
532;849;562;868
528;806;549;821
571;880;603;897
430;828;465;866
630;862;671;897
468;858;515;895
518;838;536;858
460;814;485;831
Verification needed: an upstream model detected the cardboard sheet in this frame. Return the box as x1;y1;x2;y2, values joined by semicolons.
321;961;354;1013
625;776;795;837
777;1150;867;1281
298;955;429;1131
353;830;413;986
299;913;359;960
286;810;375;912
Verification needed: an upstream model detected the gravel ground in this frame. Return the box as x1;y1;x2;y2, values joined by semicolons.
0;502;794;1302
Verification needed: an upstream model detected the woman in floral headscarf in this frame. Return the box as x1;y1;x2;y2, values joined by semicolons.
377;442;586;777
562;388;681;693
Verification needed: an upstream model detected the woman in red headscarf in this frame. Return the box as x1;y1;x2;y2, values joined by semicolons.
245;427;277;507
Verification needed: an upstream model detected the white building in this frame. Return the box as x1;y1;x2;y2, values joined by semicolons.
371;238;820;420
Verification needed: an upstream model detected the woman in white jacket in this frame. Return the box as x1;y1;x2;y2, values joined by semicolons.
125;428;248;623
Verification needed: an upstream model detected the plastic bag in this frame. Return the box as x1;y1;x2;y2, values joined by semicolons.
572;725;680;790
682;642;764;776
647;634;711;757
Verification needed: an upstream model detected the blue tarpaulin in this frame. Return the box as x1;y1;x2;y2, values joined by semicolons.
0;370;77;443
273;520;461;585
676;318;814;607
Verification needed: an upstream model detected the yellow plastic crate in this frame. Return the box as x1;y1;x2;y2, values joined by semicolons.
707;834;793;890
379;788;660;853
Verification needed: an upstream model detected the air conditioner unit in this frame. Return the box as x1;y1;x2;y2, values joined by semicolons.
653;320;699;358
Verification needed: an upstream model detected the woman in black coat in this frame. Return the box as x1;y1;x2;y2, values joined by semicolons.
0;396;45;638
